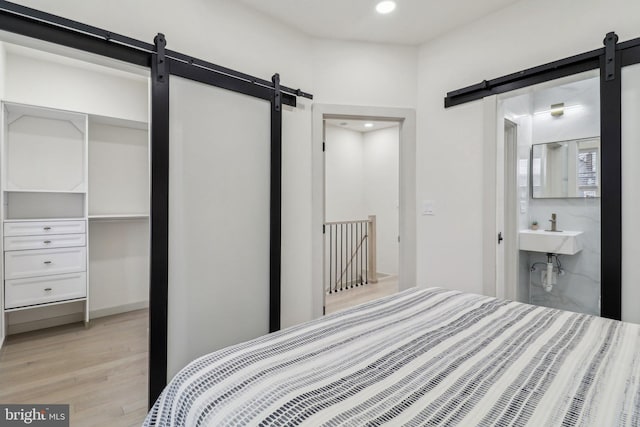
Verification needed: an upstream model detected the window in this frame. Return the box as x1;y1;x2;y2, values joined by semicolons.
578;149;598;187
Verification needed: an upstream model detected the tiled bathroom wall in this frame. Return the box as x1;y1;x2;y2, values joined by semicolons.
526;198;600;315
505;73;601;316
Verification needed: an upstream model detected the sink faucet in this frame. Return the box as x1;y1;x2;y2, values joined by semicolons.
547;213;561;232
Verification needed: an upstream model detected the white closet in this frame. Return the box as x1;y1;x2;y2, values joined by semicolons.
2;103;90;323
0;101;149;337
87;116;149;319
0;41;150;346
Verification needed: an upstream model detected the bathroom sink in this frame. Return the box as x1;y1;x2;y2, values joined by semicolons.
519;230;583;255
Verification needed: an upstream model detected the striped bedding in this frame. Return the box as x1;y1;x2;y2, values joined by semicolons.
144;288;640;426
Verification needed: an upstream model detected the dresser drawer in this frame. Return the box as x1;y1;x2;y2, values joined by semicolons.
4;233;86;251
4;272;86;309
4;220;86;237
5;247;86;280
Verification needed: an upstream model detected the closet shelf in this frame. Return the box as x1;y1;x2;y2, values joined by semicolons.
4;217;86;222
88;214;149;220
3;189;87;194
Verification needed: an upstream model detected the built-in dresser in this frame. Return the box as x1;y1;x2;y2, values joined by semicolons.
1;102;90;323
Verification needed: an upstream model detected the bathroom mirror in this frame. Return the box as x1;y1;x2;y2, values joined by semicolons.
531;137;600;198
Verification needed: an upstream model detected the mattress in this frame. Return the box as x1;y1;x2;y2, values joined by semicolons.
144;287;640;426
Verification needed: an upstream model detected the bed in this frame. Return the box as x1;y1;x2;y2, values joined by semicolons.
144;287;640;426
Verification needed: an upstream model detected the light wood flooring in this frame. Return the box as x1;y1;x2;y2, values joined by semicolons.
0;309;148;427
325;275;399;314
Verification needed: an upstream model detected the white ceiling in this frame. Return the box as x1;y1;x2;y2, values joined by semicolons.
236;0;521;45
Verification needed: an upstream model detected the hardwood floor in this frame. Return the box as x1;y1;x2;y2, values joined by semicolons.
325;275;399;314
0;309;148;427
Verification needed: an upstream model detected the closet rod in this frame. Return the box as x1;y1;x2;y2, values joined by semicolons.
0;0;312;102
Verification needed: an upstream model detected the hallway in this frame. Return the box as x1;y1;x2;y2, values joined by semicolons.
325;275;399;314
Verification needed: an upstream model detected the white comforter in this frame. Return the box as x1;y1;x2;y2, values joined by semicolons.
145;288;640;426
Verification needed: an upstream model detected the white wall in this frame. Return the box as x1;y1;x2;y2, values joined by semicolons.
88;221;149;316
324;125;400;276
88;122;149;215
311;39;418;107
324;125;366;222
4;48;148;122
417;0;640;296
363;127;399;276
88;121;150;317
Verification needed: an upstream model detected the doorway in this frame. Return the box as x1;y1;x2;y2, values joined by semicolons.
323;118;400;314
494;71;603;316
0;34;151;425
311;104;417;319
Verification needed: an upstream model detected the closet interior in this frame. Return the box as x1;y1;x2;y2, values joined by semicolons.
0;39;149;342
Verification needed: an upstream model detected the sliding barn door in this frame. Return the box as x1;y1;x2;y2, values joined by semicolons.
621;63;640;324
167;76;271;378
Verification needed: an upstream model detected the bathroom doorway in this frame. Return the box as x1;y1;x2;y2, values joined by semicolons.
496;71;602;316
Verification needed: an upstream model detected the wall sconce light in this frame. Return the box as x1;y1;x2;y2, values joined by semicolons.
550;103;565;117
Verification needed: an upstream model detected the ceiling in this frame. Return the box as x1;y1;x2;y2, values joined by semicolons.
236;0;521;45
325;118;399;133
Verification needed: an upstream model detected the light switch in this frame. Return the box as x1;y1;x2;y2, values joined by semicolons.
422;200;435;216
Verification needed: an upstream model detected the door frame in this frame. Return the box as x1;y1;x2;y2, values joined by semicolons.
496;118;519;301
489;72;600;303
476;32;638;319
311;104;416;318
484;98;521;301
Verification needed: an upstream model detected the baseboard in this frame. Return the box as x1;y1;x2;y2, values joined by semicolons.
90;300;149;319
8;312;84;335
7;301;149;335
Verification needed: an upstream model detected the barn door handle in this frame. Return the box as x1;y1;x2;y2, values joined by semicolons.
498;232;503;244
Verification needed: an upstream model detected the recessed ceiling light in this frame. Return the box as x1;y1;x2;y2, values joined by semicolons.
375;1;396;14
364;123;374;128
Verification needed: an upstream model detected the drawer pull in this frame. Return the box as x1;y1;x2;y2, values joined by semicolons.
43;240;52;244
43;227;51;231
44;288;52;291
43;261;52;265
